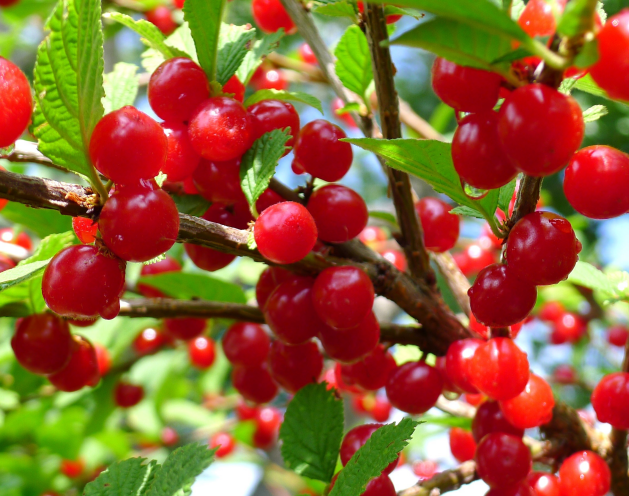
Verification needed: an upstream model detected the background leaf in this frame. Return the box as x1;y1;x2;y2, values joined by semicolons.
236;30;284;85
567;261;616;297
183;0;224;81
334;25;373;101
1;202;71;237
557;0;598;37
244;89;323;114
0;260;50;292
103;62;139;114
498;177;517;214
136;272;247;303
313;1;357;18
582;104;608;123
216;23;257;85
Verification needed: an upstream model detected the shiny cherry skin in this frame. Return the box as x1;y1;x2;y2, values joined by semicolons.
94;344;111;376
192;158;246;205
133;327;167;355
475;432;532;488
11;313;74;375
312;266;374;330
114;381;144;408
137;255;182;297
254;202;318;264
558;451;611;496
255;188;284;214
307;185;368;244
385;360;443;415
222;322;270;367
188;97;252;162
608;325;629;347
232;362;278;404
454;243;497;277
252;406;282;449
431;57;502;113
164;317;206;340
538;301;565;322
518;0;557;37
222;75;245;103
48;335;100;392
527;472;560;496
550;311;587;345
591;372;629;429
148;58;209;123
445;338;484;394
299;43;317;64
72;217;98;244
248;99;300;153
499;374;555;429
382;249;407;272
497;84;584;177
472;400;524;442
318;311;380;363
415;197;460;253
0;57;33;147
293;120;353;182
452;111;519;190
160;121;201;181
506;211;581;286
210;432;236;458
188;336;216;369
89;106;167;184
145;6;177;35
60;459;84;478
590;9;629;101
340;424;400;475
435;355;461;394
42;245;126;320
341;345;397;391
563;145;629;219
449;427;476;463
468;264;537;327
249;65;289;91
470;338;529;401
255;266;295;310
268;340;323;393
251;0;296;34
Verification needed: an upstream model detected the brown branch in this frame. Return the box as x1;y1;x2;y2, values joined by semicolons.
0;140;65;171
430;252;471;317
398;461;478;496
608;338;629;495
507;175;543;231
539;402;594;466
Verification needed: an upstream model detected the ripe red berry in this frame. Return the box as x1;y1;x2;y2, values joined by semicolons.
248;99;300;153
43;245;126;320
468;264;537;327
563;145;629;219
518;0;557;37
0;227;32;250
232;362;278;404
255;188;284;214
340;344;396;391
451;111;519;190
431;57;502;113
499;373;555;429
486;482;536;496
252;406;282;449
307;185;368;244
472;400;524;443
527;472;560;496
497;84;584;177
549;311;587;345
415;197;460;253
251;0;296;34
210;432;236;458
192;158;246;205
590;9;629;101
470;338;530;401
114;381;144;408
222;322;270;367
48;335;100;392
359;226;387;246
298;43;317;65
72;217;98;244
250;65;289;91
385;360;443;414
255;266;295;310
188;336;216;369
413;460;439;480
89;106;168;185
558;451;611;496
332;97;358;129
222;75;245;103
164;317;206;340
188;97;252;162
60;459;84;479
94;344;111;376
340;424;400;475
254;202;318;264
553;364;577;385
449;427;476;463
160;121;201;181
475;432;532;488
591;372;629;429
608;325;629;347
368;396;392;422
11;313;73;375
0;56;33;148
445;338;484;394
161;426;179;446
538;301;564;322
268;340;323;393
99;180;179;263
318;311;380;363
381;249;407;272
453;243;497;277
133;327;166;355
145;6;177;35
293;120;353;182
137;255;182;297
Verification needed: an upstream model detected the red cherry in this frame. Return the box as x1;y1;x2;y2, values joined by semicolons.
0;56;33;147
72;217;98;244
318;311;380;363
538;301;565;322
48;335;100;392
222;75;245;103
486;482;536;496
293;120;353;182
472;400;524;443
223;322;270;366
253;406;282;448
192;158;246;205
255;188;284;214
528;472;560;496
160;121;201;181
340;424;400;475
249;66;289;91
0;0;21;6
90;106;167;184
114;381;144;408
236;400;260;420
550;311;587;344
453;243;497;277
0;227;32;250
42;245;125;320
415;197;460;253
608;325;629;347
298;43;317;65
475;432;532;488
188;96;252;162
591;372;629;429
385;360;443;414
558;451;611;496
445;338;484;394
564;145;629;219
251;0;296;34
333;362;363;394
188;336;216;369
11;314;73;375
133;327;166;355
268;340;323;393
332;97;358;129
499;373;555;429
60;459;84;478
254;202;318;264
497;84;584;177
359;227;387;246
232;362;278;404
340;344;396;391
161;426;179;446
255;266;295;310
137;255;182;297
449;427;476;463
368;396;392;422
307;185;368;244
431;57;502;113
381;249;407;272
435;356;461;394
210;432;236;458
413;460;439;480
145;6;177;35
518;0;557;37
590;9;629;101
553;364;577;385
248;99;300;153
164;317;206;340
94;344;111;376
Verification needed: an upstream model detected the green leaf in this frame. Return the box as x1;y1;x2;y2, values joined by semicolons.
557;0;598;37
25;231;76;264
140;24;198;73
498;177;517;214
35;407;86;459
567;261;615;297
145;443;217;496
384;5;423;18
335;102;361;115
573;38;598;69
334;25;373;101
582;104;608;123
1;202;72;237
137;272;247;303
236;30;284;85
84;457;159;496
216;23;257;85
171;194;211;217
0;260;50;293
183;0;225;81
573;74;629;106
329;418;419;496
368;211;399;228
313;1;357;18
244;89;324;114
491;47;531;65
103;62;139;114
240;129;291;213
279;383;344;483
343;138;499;221
450;206;485;219
421;415;473;429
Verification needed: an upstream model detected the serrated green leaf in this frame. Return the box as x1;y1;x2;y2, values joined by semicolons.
329;418;419;496
84;457;159;496
171;194;211;217
557;0;598;37
567;261;615;297
491;47;531;65
574;74;629;106
216;23;257;85
183;0;224;81
343;138;499;221
498;177;517;214
244;89;323;114
335;25;373;101
313;1;356;18
279;383;344;483
450;205;485;219
368;211;399;228
145;443;217;496
137;272;247;303
240;129;291;213
582;104;608;123
103;62;139;114
236;30;284;85
0;260;50;293
141;24;199;73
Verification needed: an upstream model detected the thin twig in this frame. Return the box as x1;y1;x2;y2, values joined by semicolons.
608;338;629;494
397;460;478;496
430;252;471;317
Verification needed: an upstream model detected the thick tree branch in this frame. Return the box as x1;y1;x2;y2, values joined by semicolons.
398;461;478;496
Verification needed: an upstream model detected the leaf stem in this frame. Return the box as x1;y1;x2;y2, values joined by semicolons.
524;38;570;70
